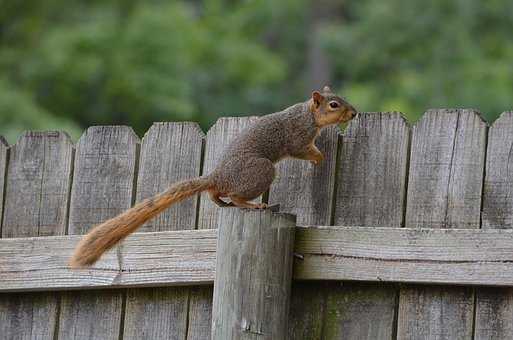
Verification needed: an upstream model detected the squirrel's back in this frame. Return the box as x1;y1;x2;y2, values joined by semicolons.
216;102;317;166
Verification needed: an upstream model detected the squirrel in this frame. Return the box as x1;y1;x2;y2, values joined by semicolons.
69;86;357;268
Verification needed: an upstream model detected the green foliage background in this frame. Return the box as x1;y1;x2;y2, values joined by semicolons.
1;0;512;143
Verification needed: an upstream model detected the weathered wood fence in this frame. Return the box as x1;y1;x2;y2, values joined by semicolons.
1;109;513;339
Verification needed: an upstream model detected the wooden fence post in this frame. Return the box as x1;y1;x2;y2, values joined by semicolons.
211;207;295;340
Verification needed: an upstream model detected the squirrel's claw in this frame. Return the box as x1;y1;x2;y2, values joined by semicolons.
310;158;323;166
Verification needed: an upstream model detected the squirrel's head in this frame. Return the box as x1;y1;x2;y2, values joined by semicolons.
310;86;357;127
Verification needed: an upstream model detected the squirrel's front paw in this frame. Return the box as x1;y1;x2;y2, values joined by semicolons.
310;155;324;166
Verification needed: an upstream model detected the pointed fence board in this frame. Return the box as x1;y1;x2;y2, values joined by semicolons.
197;116;259;230
134;122;204;232
0;131;73;340
269;126;339;226
266;124;339;339
2;131;73;237
397;109;486;340
327;112;409;339
189;116;258;340
59;126;139;340
481;111;513;228
67;126;139;235
476;111;513;340
335;113;410;228
404;109;486;229
123;122;204;340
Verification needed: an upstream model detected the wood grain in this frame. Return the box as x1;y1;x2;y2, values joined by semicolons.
59;126;139;340
0;229;216;291
481;111;513;228
266;122;339;339
123;122;204;340
0;131;73;340
0;292;59;340
197;116;259;230
134;122;204;232
323;283;397;340
186;286;213;340
475;111;513;340
404;109;486;229
327;112;410;340
268;126;339;226
190;116;257;340
124;288;189;340
59;290;123;340
335;112;410;227
7;227;513;291
475;287;513;340
211;208;295;340
398;109;486;340
294;226;513;285
2;131;73;238
67;126;139;235
398;286;474;340
287;282;325;340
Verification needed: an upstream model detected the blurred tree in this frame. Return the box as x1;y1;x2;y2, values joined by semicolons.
0;0;512;143
0;78;81;143
321;0;513;122
0;0;294;141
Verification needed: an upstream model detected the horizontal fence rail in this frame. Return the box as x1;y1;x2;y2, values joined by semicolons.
3;225;513;292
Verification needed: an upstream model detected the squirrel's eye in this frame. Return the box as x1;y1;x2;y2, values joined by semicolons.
329;101;339;109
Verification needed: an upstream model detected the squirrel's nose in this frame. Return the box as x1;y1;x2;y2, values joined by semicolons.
351;109;357;118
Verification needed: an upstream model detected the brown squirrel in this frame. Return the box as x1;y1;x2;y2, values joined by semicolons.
69;86;356;267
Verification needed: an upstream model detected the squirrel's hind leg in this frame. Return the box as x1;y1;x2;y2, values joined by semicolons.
208;190;233;207
229;196;268;210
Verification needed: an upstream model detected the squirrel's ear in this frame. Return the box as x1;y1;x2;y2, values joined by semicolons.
323;85;332;92
312;91;324;107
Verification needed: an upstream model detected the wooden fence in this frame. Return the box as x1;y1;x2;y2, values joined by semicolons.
1;109;513;339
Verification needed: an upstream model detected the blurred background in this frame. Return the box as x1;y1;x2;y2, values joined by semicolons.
1;0;513;143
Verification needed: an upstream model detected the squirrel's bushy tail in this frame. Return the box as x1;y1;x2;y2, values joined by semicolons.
69;176;212;268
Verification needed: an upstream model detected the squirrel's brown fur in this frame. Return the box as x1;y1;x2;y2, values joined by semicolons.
69;86;356;268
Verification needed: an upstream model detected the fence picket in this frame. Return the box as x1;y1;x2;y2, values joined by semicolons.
397;109;486;340
327;112;409;339
0;132;73;340
188;116;257;340
266;125;339;339
59;126;139;340
269;126;339;225
123;122;204;340
475;111;513;340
